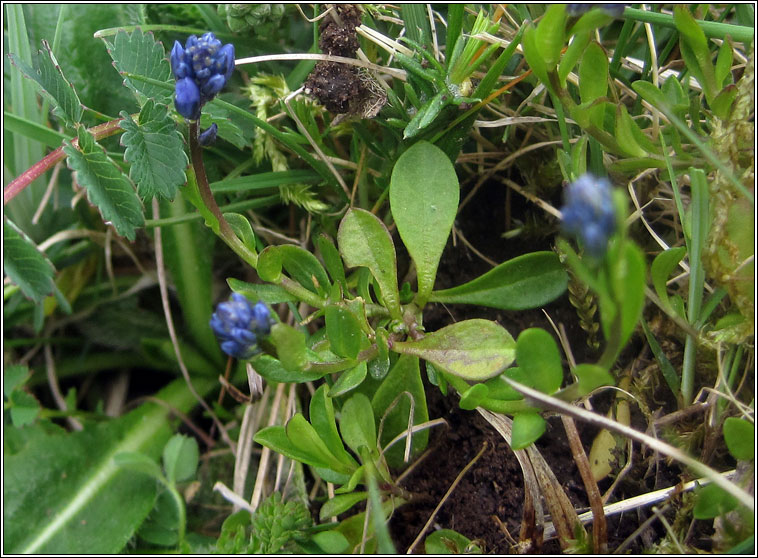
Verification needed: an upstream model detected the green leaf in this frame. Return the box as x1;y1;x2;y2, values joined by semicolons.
723;417;755;461
459;383;489;411
319;492;369;522
535;4;567;67
228;278;299;305
3;219;55;303
651;246;687;313
714;40;734;89
615;105;648;157
277;244;331;297
162;434;199;484
3;364;31;397
600;241;646;348
521;24;554;96
255;415;352;475
8;39;82;128
9;390;41;427
393;319;515;381
573;364;614;396
105;28;172;105
325;305;368;360
338;208;401;319
223;212;257;256
429;252;567;310
558;30;591;86
257;245;283;283
330;362;368;397
113;452;165;482
511;411;546;450
315;233;348;293
309;385;357;468
579;41;608;128
339;393;377;456
3;376;215;554
693;483;738;519
119;99;187;201
390;141;459;304
403;90;448;139
515;328;563;394
270;323;308;372
311;530;350;554
63;127;144;240
425;529;482;554
371;354;429;466
250;354;327;383
674;6;717;103
286;414;353;473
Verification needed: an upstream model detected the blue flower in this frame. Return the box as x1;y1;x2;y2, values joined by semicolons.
170;32;235;120
198;123;218;146
210;293;272;359
560;174;616;258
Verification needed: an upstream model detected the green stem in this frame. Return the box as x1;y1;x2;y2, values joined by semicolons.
622;6;754;43
187;120;258;269
4;117;128;205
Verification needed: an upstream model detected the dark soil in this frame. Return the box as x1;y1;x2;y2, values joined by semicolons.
387;175;693;553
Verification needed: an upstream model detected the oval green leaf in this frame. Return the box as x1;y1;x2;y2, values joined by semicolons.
393;319;515;381
723;417;754;461
325;305;368;360
338;208;401;319
390;141;459;305
516;328;563;395
429;252;567;310
330;362;368;397
511;411;546;450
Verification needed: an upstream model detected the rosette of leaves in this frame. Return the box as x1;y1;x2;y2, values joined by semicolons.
218;4;286;34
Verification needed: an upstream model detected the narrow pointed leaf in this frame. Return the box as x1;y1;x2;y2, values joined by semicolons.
429;252;567;310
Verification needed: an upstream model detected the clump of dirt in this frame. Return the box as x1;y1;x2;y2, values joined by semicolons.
304;4;386;118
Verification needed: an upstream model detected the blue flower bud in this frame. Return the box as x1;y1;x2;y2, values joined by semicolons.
198;123;218;146
560;174;616;258
171;32;236;120
210;293;273;359
174;77;201;120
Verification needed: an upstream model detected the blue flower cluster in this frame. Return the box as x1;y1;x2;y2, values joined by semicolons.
170;33;235;120
210;293;272;359
561;174;616;258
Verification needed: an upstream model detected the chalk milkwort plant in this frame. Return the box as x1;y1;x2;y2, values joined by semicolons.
3;3;754;554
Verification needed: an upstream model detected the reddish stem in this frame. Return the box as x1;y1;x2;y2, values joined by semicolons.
4;117;126;205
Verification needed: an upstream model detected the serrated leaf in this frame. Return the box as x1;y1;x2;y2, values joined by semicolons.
119;99;187;200
3;364;31;397
106;28;172;105
3;219;56;303
429;252;567;310
64;128;144;240
9;390;41;427
8;39;82;128
390;141;459;304
393;319;515;381
338;208;401;319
